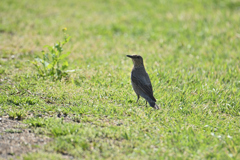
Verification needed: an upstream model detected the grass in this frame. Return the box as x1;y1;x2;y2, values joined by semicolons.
0;0;240;159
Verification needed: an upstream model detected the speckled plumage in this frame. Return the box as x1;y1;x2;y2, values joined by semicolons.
127;55;159;109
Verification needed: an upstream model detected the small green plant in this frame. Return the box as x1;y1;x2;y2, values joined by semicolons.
26;117;47;127
8;110;17;120
16;110;27;120
5;129;23;133
8;110;27;120
71;114;81;123
33;28;71;81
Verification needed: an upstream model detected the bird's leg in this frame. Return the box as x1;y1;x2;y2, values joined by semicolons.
136;95;140;103
145;100;147;107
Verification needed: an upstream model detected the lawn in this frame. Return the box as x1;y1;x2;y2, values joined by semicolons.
0;0;240;159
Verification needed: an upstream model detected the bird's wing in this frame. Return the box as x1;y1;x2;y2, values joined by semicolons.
131;72;156;102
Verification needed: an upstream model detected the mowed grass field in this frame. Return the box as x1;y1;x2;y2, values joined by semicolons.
1;0;240;159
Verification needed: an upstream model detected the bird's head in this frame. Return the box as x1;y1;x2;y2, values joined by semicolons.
126;55;144;67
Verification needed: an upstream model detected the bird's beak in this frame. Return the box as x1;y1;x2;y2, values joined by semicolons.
126;55;133;58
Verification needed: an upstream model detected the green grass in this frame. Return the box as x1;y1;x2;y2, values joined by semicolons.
0;0;240;159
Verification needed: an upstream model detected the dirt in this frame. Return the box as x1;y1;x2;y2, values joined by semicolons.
0;116;51;159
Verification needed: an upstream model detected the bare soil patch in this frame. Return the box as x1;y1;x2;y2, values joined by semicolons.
0;116;51;159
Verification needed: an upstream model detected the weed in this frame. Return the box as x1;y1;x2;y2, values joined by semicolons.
8;110;17;120
71;114;81;123
5;129;23;133
32;28;72;81
8;110;27;120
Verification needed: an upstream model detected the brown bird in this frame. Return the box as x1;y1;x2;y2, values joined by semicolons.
127;55;159;109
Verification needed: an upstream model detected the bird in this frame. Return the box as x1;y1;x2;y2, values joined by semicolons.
126;55;159;109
